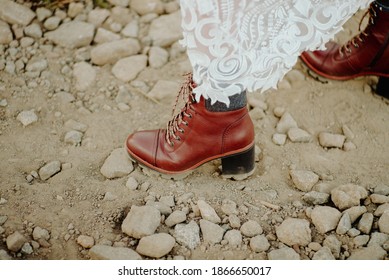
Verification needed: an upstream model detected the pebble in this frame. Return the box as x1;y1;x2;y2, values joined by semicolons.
91;39;141;66
76;235;94;249
358;213;374;234
275;112;298;134
348;228;361;237
126;177;139;190
64;130;83;146
0;215;8;225
33;227;50;241
197;200;221;224
145;201;172;215
103;192;118;201
89;245;142;260
0;20;13;44
370;194;389;204
165;210;186;228
289;169;319;192
159;196;175;207
287;128;312;143
149;46;169;68
228;214;241;229
318;132;346;149
56;91;75;103
276;218;311;246
131;0;164;15
374;203;389;217
0;249;11;260
68;2;85;18
94;27;121;44
312;247;335;260
121;20;139;37
268;247;300;260
88;9;110;27
343;141;357;151
200;219;225;245
221;199;238;216
0;197;7;205
100;148;134;179
302;191;330;205
174;221;200;250
336;212;352;235
342;124;355;140
353;235;370;247
323;235;342;258
273;107;286;118
272;133;287;146
121;205;161;239
250;235;270;253
24;23;42;38
44;16;61;30
6;231;27;252
73;62;96;91
374;184;389;196
65;119;88;133
17;110;38;126
308;242;321;251
39;161;61;181
0;226;5;234
36;7;52;22
331;184;368;210
378;211;389;234
224;230;242;247
0;99;7;107
310;206;341;234
348;244;386;260
45;21;95;48
240;220;263;237
148;80;180;102
136;233;175;258
0;0;36;26
148;11;182;47
112;55;147;82
20;243;33;255
368;232;389;247
344;206;367;223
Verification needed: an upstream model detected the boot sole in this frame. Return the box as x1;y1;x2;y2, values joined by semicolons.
126;143;256;181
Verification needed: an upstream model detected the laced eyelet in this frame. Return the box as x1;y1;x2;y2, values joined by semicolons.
179;128;185;133
353;43;359;48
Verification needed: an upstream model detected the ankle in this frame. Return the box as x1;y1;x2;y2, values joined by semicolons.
205;91;247;112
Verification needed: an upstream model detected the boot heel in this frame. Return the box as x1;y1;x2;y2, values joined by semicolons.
376;77;389;99
221;146;255;180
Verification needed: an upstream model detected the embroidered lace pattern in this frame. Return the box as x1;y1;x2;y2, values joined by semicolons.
179;0;373;105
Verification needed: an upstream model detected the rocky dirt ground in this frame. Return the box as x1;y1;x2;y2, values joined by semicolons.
0;0;388;260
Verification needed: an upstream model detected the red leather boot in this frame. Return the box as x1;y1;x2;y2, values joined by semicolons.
301;2;389;97
125;74;255;180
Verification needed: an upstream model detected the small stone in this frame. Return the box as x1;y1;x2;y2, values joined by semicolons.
250;235;270;252
224;230;242;247
240;220;263;237
91;39;141;66
0;249;11;260
368;232;389;247
174;221;200;249
121;20;139;37
276;112;298;134
302;191;330;205
323;235;341;258
378;211;389;234
165;211;186;227
0;198;7;205
77;235;95;249
0;215;8;225
122;205;161;239
318;132;346;149
289;170;319;192
342;125;355;140
311;206;341;234
94;27;121;44
348;228;361;237
370;194;389;204
36;7;52;22
197;200;221;224
6;231;27;252
229;214;241;229
64;119;88;133
148;80;180;102
200;219;225;245
64;130;83;146
348;244;386;260
159;196;175;207
145;201;172;215
88;9;110;27
44;16;61;30
136;233;175;258
0;0;35;26
89;245;142;260
374;185;389;196
353;235;370;247
24;23;42;38
17;110;38;126
45;21;95;48
345;206;368;223
103;192;117;201
39;161;61;181
126;177;139;190
276;218;311;246
268;247;300;260
336;212;352;235
148;11;182;47
287;128;312;143
112;55;147;82
308;242;321;251
272;133;287;146
56;91;75;103
343;141;357;151
312;247;335;260
149;46;169;68
67;2;84;18
331;184;368;210
73;62;96;91
0;20;13;44
358;213;374;234
0;99;8;107
273;107;286;118
375;203;389;217
221;199;238;216
33;227;50;241
131;0;164;15
100;148;134;179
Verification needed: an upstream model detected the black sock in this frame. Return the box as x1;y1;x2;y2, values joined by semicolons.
375;0;389;11
205;91;247;112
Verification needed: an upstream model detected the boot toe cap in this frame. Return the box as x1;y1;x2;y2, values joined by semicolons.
126;130;161;166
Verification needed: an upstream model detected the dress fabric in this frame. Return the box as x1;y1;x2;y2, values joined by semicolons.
179;0;373;105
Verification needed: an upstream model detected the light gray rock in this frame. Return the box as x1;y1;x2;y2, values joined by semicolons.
272;133;287;146
159;196;175;207
0;226;5;235
148;80;181;102
17;110;38;126
374;184;389;196
268;247;300;260
0;215;7;225
197;200;221;224
276;112;298;133
276;218;311;246
229;214;241;229
289;170;319;192
165;210;186;228
126;177;139;190
200;219;225;245
323;235;341;258
378;211;389;234
224;230;242;247
131;0;164;16
348;228;361;237
77;235;95;249
343;141;357;151
121;20;139;37
358;213;374;234
149;46;169;68
121;205;161;239
367;232;389;247
250;235;270;253
56;91;75;103
65;119;88;133
240;220;263;237
348;244;386;260
89;245;142;260
26;58;48;73
94;27;121;44
331;184;368;210
88;9;110;27
91;39;141;65
370;194;389;204
100;148;134;179
336;212;352;235
36;7;52;22
287;128;312;143
149;11;182;47
174;221;200;249
24;23;42;38
375;203;389;216
0;0;35;26
312;247;335;260
353;235;370;247
64;130;83;146
112;55;147;82
6;231;27;252
311;206;341;234
145;201;172;216
318;132;346;149
73;62;96;91
221;199;238;216
136;233;175;258
302;191;330;205
0;20;12;44
103;192;117;201
345;206;367;223
67;2;84;18
45;21;94;48
108;0;129;6
0;249;11;260
33;227;50;241
44;16;61;30
39;161;61;181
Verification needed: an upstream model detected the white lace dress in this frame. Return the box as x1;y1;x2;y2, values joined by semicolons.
179;0;374;105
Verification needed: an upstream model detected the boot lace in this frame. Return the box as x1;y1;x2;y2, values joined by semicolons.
165;73;196;147
339;4;379;55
